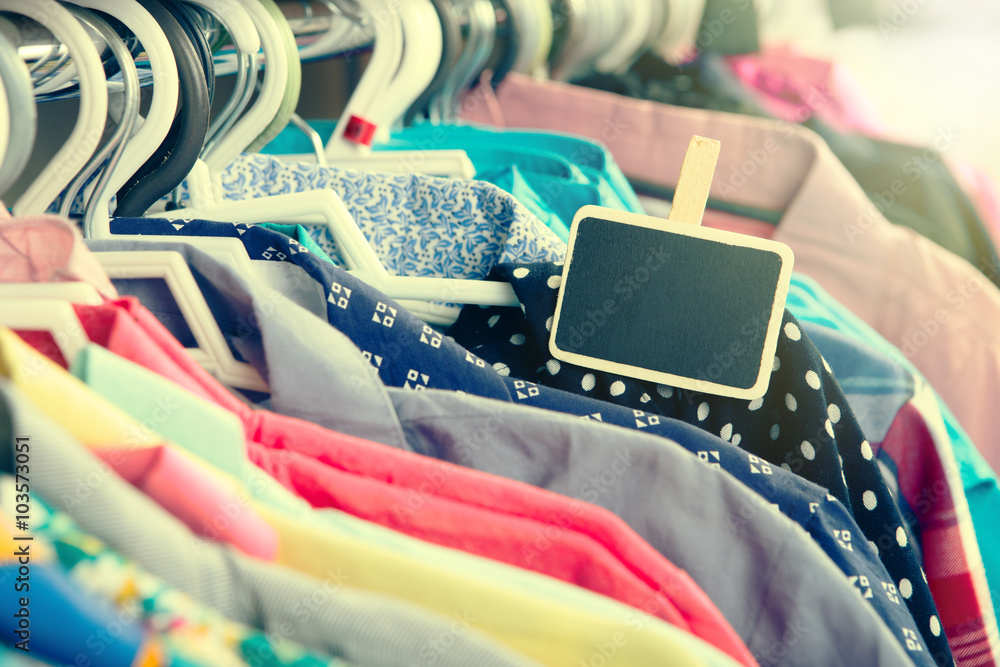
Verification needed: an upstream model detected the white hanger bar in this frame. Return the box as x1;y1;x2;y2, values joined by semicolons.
0;282;103;306
75;0;178;236
94;250;269;392
0;300;91;365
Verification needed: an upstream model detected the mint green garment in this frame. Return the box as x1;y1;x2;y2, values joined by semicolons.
70;345;741;667
786;273;1000;608
260;120;645;242
259;223;337;264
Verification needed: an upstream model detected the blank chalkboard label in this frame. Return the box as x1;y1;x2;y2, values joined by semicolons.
549;206;794;399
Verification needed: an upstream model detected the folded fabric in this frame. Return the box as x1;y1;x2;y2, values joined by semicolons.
72;340;756;666
28;280;933;663
78;239;924;666
786;273;1000;642
0;334;747;667
0;327;280;561
0;380;555;667
174;153;565;280
459;75;1000;545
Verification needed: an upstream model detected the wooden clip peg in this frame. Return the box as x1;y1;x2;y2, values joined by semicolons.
667;136;721;227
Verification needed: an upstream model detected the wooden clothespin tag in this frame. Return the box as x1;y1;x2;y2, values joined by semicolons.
667;136;721;226
548;135;794;400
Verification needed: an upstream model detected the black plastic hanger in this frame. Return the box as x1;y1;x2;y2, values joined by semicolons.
485;0;519;88
168;0;216;106
114;0;210;217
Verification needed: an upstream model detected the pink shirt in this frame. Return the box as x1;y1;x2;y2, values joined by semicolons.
0;213;117;298
726;45;888;137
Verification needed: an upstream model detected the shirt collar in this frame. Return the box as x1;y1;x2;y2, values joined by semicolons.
83;238;411;451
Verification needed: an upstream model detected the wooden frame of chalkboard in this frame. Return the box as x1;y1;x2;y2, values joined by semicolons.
548;205;795;400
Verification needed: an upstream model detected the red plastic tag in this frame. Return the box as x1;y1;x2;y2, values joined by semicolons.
343;115;377;147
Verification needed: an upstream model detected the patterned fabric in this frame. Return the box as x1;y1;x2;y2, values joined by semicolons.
259;119;647;241
24;493;343;667
195;153;565;279
787;275;1000;662
81;236;918;666
446;261;952;665
0;558;158;667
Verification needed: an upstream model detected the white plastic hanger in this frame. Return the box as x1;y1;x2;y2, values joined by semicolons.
594;0;653;74
641;0;672;56
92;0;336;255
130;1;512;325
553;0;626;81
202;0;289;174
0;55;11;187
0;282;103;306
307;0;473;177
0;300;91;365
0;0;107;216
61;6;142;228
371;0;442;144
508;0;552;75
97;3;355;285
657;0;709;63
152;190;520;310
436;0;496;123
93;250;269;392
324;0;400;158
75;0;178;237
0;17;35;199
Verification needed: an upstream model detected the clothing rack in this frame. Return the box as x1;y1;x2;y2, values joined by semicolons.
3;0;371;82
